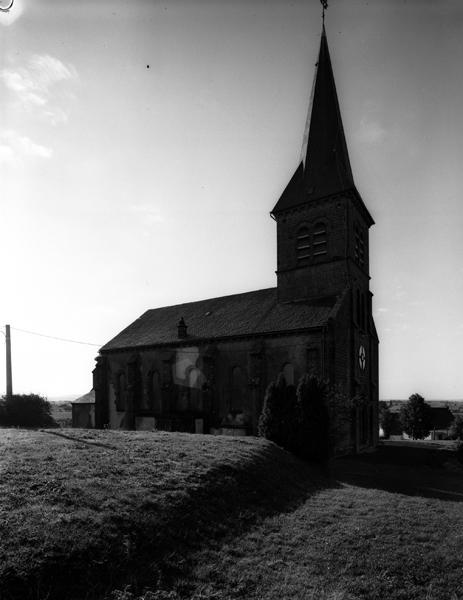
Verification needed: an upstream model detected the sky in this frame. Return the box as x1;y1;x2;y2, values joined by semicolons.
0;0;462;400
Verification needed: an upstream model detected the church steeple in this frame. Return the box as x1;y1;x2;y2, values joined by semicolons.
271;24;375;304
272;26;356;214
302;26;354;199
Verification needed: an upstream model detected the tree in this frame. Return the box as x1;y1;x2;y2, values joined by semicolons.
399;394;432;440
258;373;297;450
0;394;56;428
295;375;329;461
379;401;393;439
449;414;463;441
326;384;354;454
258;373;332;461
258;374;285;446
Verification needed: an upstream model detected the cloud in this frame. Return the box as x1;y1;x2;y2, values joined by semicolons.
408;300;425;307
393;282;407;300
0;130;52;166
129;204;165;225
0;53;78;124
356;117;387;145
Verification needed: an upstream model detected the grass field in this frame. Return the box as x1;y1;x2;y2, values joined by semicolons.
0;430;462;600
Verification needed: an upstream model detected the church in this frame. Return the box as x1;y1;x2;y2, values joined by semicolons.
93;25;379;454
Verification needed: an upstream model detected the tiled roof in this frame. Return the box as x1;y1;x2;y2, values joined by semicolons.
72;390;95;404
100;287;337;352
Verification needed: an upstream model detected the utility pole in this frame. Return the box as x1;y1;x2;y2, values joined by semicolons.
5;324;12;398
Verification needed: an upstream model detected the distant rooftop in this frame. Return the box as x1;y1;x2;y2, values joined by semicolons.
72;390;95;404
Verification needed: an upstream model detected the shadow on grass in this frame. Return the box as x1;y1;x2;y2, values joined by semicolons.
2;441;339;600
119;444;340;599
331;442;463;503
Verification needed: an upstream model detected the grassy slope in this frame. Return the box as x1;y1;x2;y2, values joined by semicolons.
0;429;323;600
188;444;463;600
1;431;463;600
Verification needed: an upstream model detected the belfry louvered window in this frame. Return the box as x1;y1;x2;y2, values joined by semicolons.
313;222;327;256
296;227;311;262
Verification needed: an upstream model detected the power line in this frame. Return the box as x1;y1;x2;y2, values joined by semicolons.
11;327;102;347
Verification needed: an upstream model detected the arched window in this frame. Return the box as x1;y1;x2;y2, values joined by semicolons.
313;222;327;256
188;368;205;412
117;372;127;411
296;226;311;262
144;370;161;412
151;371;162;413
282;363;295;386
188;368;203;389
231;366;247;411
307;348;320;376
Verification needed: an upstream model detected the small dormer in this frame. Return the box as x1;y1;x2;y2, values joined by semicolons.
177;317;187;339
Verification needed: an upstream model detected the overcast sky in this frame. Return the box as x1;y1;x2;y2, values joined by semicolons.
0;0;462;400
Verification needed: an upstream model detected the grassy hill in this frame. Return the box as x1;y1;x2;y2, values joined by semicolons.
0;430;462;600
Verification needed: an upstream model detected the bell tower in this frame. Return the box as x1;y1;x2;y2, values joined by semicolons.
271;26;374;306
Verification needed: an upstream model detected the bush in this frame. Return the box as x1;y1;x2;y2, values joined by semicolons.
326;385;354;454
450;414;463;441
0;394;56;428
258;374;338;462
295;375;329;461
379;401;393;439
399;393;432;440
258;373;296;449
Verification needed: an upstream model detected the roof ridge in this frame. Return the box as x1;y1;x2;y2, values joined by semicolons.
145;287;277;314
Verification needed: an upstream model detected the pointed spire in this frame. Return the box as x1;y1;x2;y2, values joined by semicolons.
303;25;354;199
272;26;355;214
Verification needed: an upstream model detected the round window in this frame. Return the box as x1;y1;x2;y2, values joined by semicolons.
359;345;366;371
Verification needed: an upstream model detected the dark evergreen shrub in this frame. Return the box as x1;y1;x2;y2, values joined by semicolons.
295;375;330;461
259;373;332;461
0;394;56;428
258;373;289;447
326;384;353;454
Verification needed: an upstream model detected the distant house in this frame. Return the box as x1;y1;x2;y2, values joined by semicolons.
72;390;95;429
428;406;454;440
381;401;454;440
